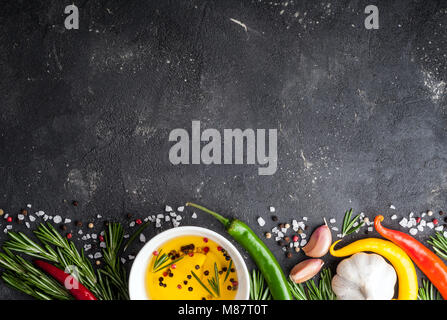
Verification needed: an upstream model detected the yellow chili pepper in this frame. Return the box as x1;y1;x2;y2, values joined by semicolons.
330;238;418;300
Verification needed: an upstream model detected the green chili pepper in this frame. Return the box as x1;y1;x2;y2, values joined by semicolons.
186;202;292;300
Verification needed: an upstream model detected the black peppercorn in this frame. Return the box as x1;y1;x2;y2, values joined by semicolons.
188;287;193;291
272;215;278;221
195;265;200;270
204;270;209;276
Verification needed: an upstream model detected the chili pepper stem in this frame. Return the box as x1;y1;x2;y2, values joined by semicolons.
186;202;231;228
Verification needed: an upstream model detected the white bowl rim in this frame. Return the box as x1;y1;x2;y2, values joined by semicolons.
128;226;250;300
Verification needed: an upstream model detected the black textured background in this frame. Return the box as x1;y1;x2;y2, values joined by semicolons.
0;0;446;299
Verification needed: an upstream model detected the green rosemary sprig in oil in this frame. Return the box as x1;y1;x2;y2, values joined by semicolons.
207;262;220;297
341;208;364;236
152;250;184;273
191;270;215;297
224;259;232;282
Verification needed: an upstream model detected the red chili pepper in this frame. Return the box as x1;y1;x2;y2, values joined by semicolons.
375;215;447;299
34;260;97;300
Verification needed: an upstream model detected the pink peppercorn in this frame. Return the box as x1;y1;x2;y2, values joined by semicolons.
203;247;209;253
99;235;105;242
416;217;421;223
66;233;72;239
6;216;12;223
136;219;142;225
203;237;208;243
292;235;299;242
177;285;182;289
153;250;159;256
433;219;439;225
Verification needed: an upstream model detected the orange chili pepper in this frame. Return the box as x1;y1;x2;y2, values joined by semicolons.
375;215;447;299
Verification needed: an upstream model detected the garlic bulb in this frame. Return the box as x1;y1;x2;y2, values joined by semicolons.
332;252;397;300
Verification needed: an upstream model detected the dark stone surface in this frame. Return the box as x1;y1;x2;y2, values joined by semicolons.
0;0;446;299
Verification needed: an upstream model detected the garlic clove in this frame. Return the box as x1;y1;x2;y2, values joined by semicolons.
289;258;324;283
302;220;332;258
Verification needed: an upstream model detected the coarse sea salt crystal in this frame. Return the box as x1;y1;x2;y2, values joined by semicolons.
443;231;447;238
331;227;339;231
427;222;434;229
271;227;278;233
417;225;424;232
165;216;170;222
64;218;71;223
123;234;129;239
91;234;97;239
84;244;92;251
18;214;24;221
100;242;106;248
409;228;418;236
257;217;266;227
399;218;408;227
129;221;135;227
337;234;343;238
157;214;164;219
156;222;161;228
294;242;299;247
173;221;180;228
94;252;102;259
275;236;281;241
121;258;126;264
128;255;135;260
165;205;173;212
177;206;184;212
281;227;287;234
192;212;197;219
169;212;176;217
88;254;94;259
421;220;427;227
78;230;83;235
300;239;307;246
390;205;396;210
176;215;182;221
329;218;336;224
269;206;275;213
37;210;45;216
277;231;284;238
301;233;307;239
435;225;444;232
27;204;32;208
53;215;62;224
25;222;30;228
97;214;102;219
303;217;308;221
391;215;397;220
367;227;373;232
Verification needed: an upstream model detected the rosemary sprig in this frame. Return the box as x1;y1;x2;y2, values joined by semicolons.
224;259;232;282
2;222;129;300
191;270;215;297
0;248;72;300
99;223;129;300
206;262;220;297
341;208;365;236
287;268;336;300
288;280;307;300
428;232;447;260
418;279;442;300
152;251;184;273
249;269;272;300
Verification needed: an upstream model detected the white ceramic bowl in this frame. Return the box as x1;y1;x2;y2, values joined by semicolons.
129;226;250;300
